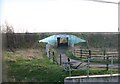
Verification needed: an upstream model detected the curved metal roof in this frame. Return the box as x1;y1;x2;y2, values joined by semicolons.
39;34;86;46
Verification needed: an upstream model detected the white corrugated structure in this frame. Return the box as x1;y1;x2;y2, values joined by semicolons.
39;34;86;47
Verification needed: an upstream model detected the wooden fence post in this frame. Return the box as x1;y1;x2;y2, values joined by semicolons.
68;57;70;65
67;57;71;77
110;56;113;77
52;51;55;63
48;51;50;60
89;50;91;58
60;54;62;65
80;49;82;58
87;57;90;78
103;50;106;60
52;51;54;56
106;56;109;71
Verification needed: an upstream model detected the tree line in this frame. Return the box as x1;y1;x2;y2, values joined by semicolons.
2;23;118;52
70;32;118;49
2;23;51;52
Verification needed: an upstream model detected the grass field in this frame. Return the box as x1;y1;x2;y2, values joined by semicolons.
3;49;68;83
3;48;119;83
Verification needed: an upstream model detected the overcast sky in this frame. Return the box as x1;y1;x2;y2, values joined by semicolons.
1;0;119;33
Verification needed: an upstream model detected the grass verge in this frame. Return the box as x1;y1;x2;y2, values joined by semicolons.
3;48;119;83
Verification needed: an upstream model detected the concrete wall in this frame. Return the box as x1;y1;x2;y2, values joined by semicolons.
64;74;120;84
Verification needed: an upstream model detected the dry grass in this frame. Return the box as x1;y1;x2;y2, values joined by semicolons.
4;48;44;62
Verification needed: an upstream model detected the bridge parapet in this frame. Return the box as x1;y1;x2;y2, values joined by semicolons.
64;74;120;83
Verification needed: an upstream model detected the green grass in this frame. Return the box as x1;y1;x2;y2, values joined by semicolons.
3;48;119;83
71;69;119;76
7;59;66;82
65;50;83;60
4;50;67;83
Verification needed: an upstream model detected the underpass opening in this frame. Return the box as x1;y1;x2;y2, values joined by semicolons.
57;37;68;47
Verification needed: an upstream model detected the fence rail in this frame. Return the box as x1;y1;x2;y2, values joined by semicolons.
74;49;118;58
